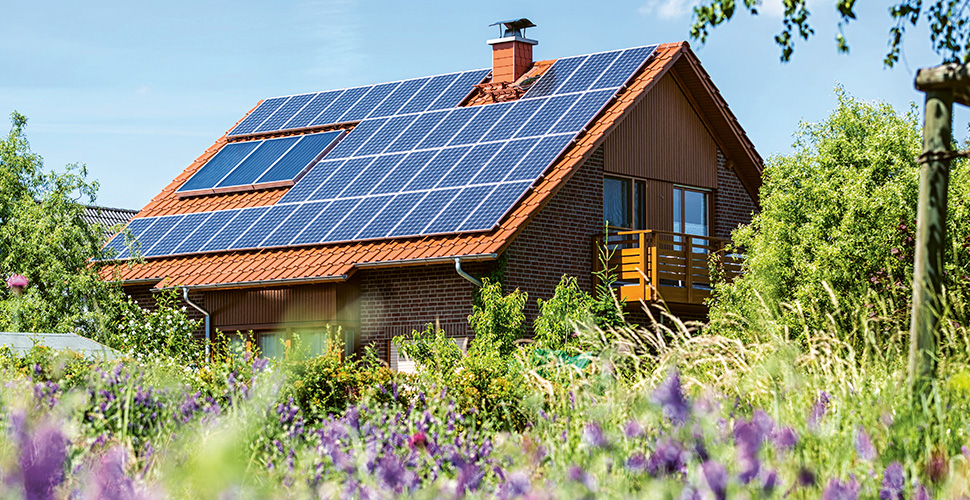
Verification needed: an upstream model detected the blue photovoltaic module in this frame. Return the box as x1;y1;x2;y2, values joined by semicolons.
102;46;657;260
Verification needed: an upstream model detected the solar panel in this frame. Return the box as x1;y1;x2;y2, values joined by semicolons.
283;91;342;130
523;56;586;99
340;82;401;122
177;142;260;192
144;212;209;257
216;137;300;188
200;207;269;252
398;74;459;115
459;181;532;232
310;86;371;126
229;97;288;136
102;217;154;259
104;46;659;260
254;94;315;134
428;70;490;110
256;131;344;184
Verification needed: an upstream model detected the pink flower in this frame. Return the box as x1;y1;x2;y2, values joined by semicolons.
6;274;28;288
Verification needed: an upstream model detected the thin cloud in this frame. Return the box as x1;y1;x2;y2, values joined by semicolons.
638;0;795;20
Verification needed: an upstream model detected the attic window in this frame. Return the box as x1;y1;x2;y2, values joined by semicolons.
177;130;345;198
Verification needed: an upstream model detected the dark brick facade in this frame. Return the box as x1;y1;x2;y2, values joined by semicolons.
356;262;491;360
504;146;606;328
714;150;759;239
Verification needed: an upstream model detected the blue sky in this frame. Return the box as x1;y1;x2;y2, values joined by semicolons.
3;0;965;209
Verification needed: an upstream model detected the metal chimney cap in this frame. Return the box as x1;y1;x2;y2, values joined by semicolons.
489;18;536;38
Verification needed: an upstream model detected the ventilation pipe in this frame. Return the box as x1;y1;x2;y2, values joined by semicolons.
182;287;211;359
454;257;483;287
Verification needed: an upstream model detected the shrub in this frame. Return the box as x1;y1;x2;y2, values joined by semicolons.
534;274;596;350
110;289;203;365
467;278;526;358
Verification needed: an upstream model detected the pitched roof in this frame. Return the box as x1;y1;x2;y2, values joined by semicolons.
100;42;760;289
82;204;138;240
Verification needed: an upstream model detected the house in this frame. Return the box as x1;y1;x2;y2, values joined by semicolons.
98;20;762;361
81;204;138;242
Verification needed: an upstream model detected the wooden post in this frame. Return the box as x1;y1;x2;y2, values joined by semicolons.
685;237;693;303
649;232;660;301
638;232;648;301
908;87;952;397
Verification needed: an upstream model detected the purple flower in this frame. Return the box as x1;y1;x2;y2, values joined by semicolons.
763;469;779;494
454;460;483;495
808;391;831;430
624;419;644;439
19;420;68;500
797;467;816;487
700;461;727;500
879;462;904;500
568;465;599;491
752;410;774;437
772;427;798;450
647;439;686;477
86;446;136;500
408;431;427;450
855;426;877;461
822;478;859;500
506;471;531;497
652;371;691;425
913;484;931;500
733;421;763;483
583;422;609;448
625;453;648;472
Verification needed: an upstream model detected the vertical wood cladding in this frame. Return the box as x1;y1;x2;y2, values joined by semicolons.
603;74;717;188
206;283;357;332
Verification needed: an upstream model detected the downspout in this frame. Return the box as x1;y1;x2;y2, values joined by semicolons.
182;287;211;360
454;257;482;287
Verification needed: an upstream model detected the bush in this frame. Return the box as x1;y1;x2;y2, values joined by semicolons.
534;274;596;350
109;289;203;365
467;278;526;358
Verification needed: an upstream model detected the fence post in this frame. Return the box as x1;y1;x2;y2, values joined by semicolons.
649;232;659;301
638;232;647;302
685;237;693;303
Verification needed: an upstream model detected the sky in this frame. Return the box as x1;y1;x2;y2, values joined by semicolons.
3;0;967;210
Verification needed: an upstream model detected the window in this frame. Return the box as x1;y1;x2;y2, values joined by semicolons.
604;176;646;230
673;186;710;251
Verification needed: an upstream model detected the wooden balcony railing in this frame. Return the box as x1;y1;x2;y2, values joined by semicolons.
594;230;744;306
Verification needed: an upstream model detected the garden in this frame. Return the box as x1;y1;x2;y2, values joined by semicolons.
4;90;970;498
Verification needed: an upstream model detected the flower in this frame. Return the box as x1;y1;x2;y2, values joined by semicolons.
855;426;877;461
879;462;904;500
7;274;28;288
647;439;686;477
408;431;427;450
652;370;691;425
808;391;831;430
583;422;609;448
624;419;644;439
772;427;798;450
822;478;859;500
700;461;727;500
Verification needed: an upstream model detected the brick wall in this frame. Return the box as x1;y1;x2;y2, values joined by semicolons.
504;146;606;330
357;261;491;361
714;150;759;239
121;284;208;342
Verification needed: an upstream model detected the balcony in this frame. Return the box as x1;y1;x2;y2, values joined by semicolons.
595;230;743;307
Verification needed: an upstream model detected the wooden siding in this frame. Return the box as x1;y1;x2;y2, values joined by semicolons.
645;179;674;233
207;282;358;332
603;74;717;189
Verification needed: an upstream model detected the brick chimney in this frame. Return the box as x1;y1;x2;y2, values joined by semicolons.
487;19;538;84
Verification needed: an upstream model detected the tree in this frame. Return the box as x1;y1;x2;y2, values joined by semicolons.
690;0;970;66
709;88;970;340
0;111;127;336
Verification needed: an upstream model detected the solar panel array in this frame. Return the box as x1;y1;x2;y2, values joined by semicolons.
177;131;344;193
102;45;657;260
227;69;491;137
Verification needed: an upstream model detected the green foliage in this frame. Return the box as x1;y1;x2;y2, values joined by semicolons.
533;274;595;350
0;111;128;336
282;340;393;423
592;242;628;331
707;88;970;341
467;278;526;358
689;0;970;66
395;323;462;385
110;289;203;365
